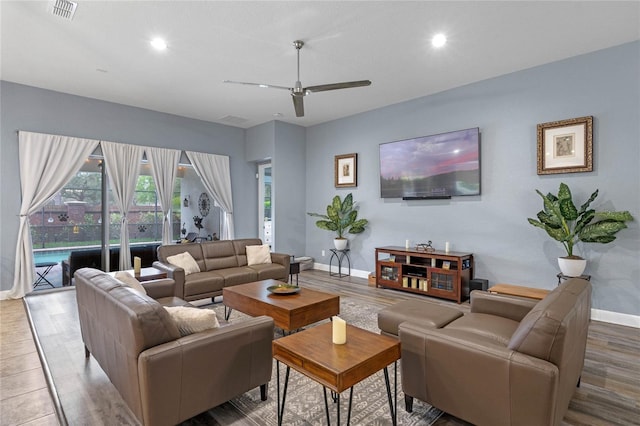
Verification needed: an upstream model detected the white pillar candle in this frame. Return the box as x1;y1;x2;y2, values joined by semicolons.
133;256;142;275
332;316;347;344
445;242;450;253
405;239;410;249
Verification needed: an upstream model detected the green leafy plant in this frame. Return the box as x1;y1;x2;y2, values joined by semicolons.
307;193;368;239
527;182;634;258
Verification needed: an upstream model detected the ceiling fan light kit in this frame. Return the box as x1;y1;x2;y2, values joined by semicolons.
225;40;371;117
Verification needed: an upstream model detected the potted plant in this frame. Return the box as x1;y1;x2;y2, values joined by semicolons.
307;193;368;250
527;182;634;276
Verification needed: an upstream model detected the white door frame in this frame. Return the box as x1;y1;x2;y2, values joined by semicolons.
258;162;272;248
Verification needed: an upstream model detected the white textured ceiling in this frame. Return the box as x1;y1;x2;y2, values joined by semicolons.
2;1;639;128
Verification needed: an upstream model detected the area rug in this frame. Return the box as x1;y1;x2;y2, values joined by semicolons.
24;288;442;425
190;297;443;426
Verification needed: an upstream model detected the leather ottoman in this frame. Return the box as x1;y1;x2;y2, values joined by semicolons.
378;300;463;337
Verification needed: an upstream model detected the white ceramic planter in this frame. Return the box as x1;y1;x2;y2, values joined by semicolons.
334;238;348;251
558;257;587;277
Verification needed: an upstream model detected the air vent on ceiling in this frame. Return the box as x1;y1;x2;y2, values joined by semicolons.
218;115;249;126
49;0;78;20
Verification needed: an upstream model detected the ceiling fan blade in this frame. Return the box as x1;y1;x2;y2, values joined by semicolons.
226;41;371;119
292;94;305;117
305;80;372;93
223;80;291;91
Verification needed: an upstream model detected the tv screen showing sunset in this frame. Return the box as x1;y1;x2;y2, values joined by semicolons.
379;128;480;198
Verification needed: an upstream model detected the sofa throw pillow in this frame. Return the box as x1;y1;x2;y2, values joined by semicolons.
246;244;272;266
114;271;147;295
166;251;200;275
164;306;220;337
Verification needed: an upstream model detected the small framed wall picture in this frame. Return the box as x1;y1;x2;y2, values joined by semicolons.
537;116;593;175
335;153;357;187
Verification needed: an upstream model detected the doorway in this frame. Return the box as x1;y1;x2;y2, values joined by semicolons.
258;162;272;248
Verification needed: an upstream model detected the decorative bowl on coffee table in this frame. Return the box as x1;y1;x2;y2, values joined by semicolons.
267;284;300;295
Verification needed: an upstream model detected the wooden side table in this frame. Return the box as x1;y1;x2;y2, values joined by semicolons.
488;283;550;300
273;322;400;425
289;257;300;285
109;267;167;282
133;267;168;281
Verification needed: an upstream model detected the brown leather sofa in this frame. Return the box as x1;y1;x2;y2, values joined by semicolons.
396;278;591;426
154;238;290;301
75;267;274;426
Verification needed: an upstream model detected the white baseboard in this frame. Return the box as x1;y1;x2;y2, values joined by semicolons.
313;262;370;279
312;264;640;329
591;308;640;328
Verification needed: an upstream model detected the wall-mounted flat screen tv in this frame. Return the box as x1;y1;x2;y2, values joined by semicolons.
379;127;480;199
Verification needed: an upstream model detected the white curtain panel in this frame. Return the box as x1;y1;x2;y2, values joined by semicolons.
186;151;235;240
2;131;98;300
146;147;180;245
101;141;144;270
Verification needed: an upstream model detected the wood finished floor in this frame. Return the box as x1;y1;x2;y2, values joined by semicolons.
1;269;639;426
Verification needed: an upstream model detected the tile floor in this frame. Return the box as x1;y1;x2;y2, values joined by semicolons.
0;298;59;426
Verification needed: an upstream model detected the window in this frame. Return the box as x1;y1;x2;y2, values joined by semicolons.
30;155;184;285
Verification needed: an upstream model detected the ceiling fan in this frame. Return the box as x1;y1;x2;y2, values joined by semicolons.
224;40;371;117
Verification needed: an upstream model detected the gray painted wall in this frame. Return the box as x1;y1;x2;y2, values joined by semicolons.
273;121;306;257
1;42;638;317
245;121;275;162
305;42;640;316
0;81;256;289
244;120;306;256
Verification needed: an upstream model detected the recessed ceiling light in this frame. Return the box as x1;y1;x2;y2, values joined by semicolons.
150;38;167;51
431;33;447;48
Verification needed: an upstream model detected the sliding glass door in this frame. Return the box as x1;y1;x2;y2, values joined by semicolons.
30;154;185;288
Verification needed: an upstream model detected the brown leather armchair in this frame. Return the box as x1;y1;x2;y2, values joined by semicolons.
399;278;591;426
75;268;274;426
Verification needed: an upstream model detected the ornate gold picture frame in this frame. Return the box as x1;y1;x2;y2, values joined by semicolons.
537;116;593;175
335;153;357;187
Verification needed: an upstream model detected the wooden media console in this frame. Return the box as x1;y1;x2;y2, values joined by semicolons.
375;246;474;303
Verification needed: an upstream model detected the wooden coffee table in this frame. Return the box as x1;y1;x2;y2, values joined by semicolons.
273;322;401;425
222;279;340;333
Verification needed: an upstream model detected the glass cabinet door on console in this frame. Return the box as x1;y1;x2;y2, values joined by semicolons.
377;250;403;286
427;268;459;300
